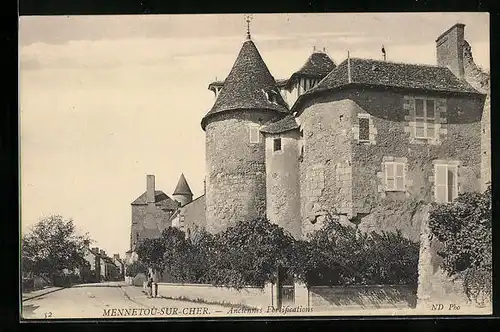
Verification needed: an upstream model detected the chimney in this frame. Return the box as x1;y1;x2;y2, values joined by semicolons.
100;249;106;256
436;23;465;78
113;254;120;260
92;247;99;254
83;239;90;247
146;175;155;204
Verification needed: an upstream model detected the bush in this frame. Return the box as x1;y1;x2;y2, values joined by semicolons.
125;260;148;278
428;185;492;305
294;217;419;287
132;218;419;289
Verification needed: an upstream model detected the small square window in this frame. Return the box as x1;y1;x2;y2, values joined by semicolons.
273;138;282;152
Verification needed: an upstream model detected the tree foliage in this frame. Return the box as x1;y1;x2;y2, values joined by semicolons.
21;215;91;282
428;185;492;305
125;260;148;277
131;217;419;289
294;217;419;287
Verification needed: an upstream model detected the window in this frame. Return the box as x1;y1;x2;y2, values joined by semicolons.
249;124;260;143
434;164;458;203
273;138;282;152
385;161;405;191
414;98;436;139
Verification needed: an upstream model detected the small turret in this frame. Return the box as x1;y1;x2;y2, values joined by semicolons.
173;173;193;207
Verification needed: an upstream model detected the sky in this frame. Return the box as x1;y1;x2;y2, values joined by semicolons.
19;13;490;257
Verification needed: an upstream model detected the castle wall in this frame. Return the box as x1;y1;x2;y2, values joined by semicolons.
296;88;483;241
347;89;482;241
180;195;206;237
264;130;301;239
204;110;278;234
130;204;173;250
297;97;355;237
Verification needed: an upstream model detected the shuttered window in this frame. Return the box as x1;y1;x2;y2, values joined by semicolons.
249;124;260;143
385;162;405;191
434;164;458;203
414;98;436;139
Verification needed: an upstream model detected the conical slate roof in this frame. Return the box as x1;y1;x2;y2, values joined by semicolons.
287;51;336;86
201;39;289;130
173;173;193;196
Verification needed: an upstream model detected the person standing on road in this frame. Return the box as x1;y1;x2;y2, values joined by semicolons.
147;277;153;298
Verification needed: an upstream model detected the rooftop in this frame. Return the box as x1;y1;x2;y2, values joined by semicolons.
201;39;289;130
260;114;299;134
287;51;336;85
131;190;180;210
293;57;483;111
173;173;193;196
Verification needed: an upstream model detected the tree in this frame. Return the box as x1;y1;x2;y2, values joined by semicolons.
135;237;166;274
21;215;91;284
208;218;297;289
294;216;420;287
125;260;148;278
428;185;492;305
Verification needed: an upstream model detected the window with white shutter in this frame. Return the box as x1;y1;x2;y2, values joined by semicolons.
434;164;458;203
249;124;260;143
385;161;405;191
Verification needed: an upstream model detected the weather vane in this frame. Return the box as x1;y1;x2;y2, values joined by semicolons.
245;14;253;40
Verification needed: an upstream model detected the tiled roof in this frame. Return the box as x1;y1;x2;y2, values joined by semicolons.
288;51;336;83
201;39;289;130
131;190;180;210
260;114;299;134
293;58;484;112
173;174;193;196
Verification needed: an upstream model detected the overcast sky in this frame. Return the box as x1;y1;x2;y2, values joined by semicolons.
20;13;489;257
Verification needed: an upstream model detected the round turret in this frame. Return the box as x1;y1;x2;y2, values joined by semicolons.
172;173;193;207
202;38;289;234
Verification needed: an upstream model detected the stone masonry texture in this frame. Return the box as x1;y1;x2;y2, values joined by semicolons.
265;130;302;239
204;110;279;234
298;97;354;237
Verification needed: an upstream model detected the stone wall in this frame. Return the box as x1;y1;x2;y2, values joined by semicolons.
264;130;301;239
156;283;275;309
346;89;483;240
462;39;491;192
297;97;355;237
180;195;206;237
204;110;278;234
130;204;173;249
308;285;417;311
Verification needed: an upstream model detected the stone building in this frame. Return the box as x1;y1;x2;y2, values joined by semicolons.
130;22;488;245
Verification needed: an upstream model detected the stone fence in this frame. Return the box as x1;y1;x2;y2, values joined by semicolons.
303;285;417;311
156;282;276;309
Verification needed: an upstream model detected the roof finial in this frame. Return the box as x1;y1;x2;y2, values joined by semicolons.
313;46;316;52
245;14;253;40
382;45;386;61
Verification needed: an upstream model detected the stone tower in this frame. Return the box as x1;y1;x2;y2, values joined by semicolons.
261;115;302;239
172;173;193;207
201;33;289;234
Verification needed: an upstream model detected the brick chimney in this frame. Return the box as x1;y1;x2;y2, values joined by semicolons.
113;254;120;260
147;175;155;204
100;249;106;257
92;247;99;254
436;23;465;78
